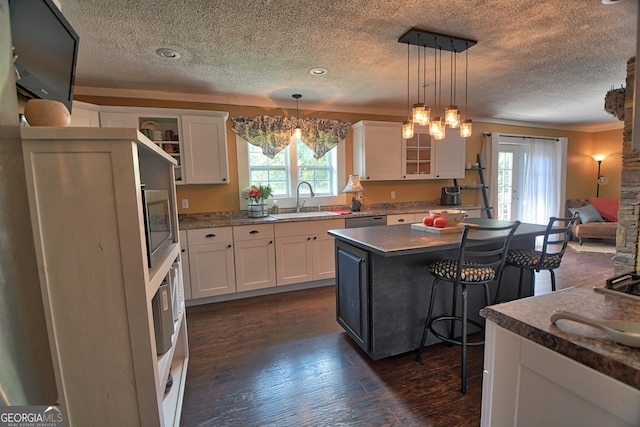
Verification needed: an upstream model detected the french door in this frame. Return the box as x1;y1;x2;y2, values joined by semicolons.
497;145;525;221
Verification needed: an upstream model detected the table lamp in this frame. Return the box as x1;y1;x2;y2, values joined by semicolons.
343;175;365;212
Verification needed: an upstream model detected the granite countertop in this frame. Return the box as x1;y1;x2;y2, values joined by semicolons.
480;285;640;389
178;202;482;229
328;219;547;257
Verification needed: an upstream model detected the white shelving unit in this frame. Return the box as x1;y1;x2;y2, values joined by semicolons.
20;127;188;427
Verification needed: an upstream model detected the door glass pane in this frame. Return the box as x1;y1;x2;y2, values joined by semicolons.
497;152;514;220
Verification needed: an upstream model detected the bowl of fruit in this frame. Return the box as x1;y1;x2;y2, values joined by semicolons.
426;209;467;228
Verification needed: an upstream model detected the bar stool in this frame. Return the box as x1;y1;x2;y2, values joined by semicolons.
500;214;578;299
415;221;520;394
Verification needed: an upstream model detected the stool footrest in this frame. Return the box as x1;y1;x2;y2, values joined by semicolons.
429;316;485;346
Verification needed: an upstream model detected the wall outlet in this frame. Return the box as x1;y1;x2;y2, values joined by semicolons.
391;191;396;199
181;199;189;209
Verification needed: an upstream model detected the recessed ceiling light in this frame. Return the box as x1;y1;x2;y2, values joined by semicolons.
602;0;628;4
156;48;181;59
309;67;328;76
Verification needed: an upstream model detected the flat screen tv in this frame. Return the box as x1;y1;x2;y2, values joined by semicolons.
9;0;79;113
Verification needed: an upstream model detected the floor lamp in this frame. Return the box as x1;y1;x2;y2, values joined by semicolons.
591;154;608;197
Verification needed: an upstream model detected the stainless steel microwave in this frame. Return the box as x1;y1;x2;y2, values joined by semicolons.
141;189;173;268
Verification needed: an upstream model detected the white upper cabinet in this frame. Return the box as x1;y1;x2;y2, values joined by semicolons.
402;126;434;179
181;114;229;184
433;131;465;179
352;121;402;181
353;120;465;181
69;101;101;127
99;106;229;185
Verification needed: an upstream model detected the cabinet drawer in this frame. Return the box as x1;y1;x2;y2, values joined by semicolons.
186;227;233;245
233;224;275;241
387;214;414;225
275;218;345;237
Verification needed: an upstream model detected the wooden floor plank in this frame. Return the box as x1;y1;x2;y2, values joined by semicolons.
181;245;614;426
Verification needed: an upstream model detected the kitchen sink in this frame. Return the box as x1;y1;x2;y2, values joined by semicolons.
269;211;341;220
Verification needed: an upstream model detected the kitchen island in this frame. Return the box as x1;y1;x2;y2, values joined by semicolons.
328;219;547;360
480;285;640;426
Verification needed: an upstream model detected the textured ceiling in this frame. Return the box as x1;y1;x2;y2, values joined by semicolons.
60;0;637;130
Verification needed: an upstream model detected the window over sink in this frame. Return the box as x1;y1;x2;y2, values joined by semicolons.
236;136;345;210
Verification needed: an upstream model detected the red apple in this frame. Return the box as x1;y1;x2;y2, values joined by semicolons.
433;217;448;228
423;215;435;226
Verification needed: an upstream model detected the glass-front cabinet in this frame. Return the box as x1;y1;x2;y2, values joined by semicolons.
402;126;434;179
138;116;183;182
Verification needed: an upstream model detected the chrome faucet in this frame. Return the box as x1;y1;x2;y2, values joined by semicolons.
296;181;315;212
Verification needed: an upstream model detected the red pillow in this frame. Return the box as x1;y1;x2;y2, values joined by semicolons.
589;198;619;222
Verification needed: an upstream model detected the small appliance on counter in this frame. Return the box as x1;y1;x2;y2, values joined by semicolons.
440;186;461;206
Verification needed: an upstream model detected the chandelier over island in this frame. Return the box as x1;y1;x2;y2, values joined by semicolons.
398;28;477;139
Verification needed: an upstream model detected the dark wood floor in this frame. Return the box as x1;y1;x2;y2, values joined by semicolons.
180;245;614;427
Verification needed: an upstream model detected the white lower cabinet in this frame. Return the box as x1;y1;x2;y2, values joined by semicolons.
482;321;640;427
275;219;345;286
233;224;276;292
179;230;192;301
187;227;236;298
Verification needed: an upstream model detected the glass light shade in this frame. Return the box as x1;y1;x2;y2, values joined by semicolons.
429;116;442;136
460;119;473;138
412;103;426;124
294;127;302;140
445;106;460;128
402;120;414;139
433;123;446;140
420;107;431;126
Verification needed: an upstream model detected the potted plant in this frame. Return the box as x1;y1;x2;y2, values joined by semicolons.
242;184;272;218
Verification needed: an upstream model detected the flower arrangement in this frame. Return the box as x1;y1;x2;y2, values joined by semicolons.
242;184;272;204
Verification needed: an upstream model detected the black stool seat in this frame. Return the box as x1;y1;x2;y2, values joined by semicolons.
506;249;562;269
430;260;496;282
501;214;578;299
416;221;520;394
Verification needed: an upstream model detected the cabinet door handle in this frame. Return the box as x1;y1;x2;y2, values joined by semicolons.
307;237;311;241
222;177;227;182
313;236;317;240
249;230;259;234
227;244;232;248
205;233;216;238
269;240;273;244
181;248;186;253
398;218;405;223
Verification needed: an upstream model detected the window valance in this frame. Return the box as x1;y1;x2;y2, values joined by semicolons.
231;115;350;159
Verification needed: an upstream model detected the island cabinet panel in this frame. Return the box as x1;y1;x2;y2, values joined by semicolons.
335;241;370;350
330;221;542;360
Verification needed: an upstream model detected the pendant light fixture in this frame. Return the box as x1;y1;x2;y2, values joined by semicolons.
431;47;446;140
402;43;414;139
292;93;302;140
412;46;426;126
444;44;460;129
421;45;431;126
397;28;477;140
460;43;473;138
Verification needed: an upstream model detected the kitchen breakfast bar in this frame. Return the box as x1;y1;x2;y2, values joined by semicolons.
329;219;547;360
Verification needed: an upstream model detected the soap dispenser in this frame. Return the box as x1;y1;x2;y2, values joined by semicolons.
271;199;279;214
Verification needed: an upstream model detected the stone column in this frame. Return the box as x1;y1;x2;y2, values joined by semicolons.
615;57;640;274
